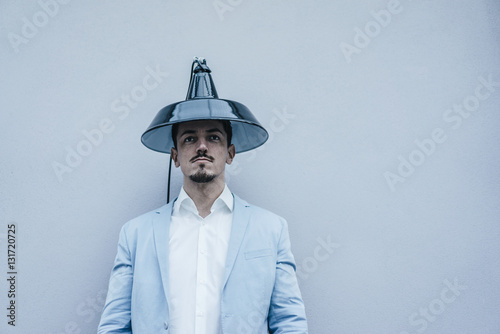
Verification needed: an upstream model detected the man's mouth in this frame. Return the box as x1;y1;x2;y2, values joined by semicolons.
191;156;213;163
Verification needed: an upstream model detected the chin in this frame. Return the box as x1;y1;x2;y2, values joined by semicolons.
189;172;216;183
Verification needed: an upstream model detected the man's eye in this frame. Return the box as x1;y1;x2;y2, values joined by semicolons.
184;137;194;142
209;135;220;141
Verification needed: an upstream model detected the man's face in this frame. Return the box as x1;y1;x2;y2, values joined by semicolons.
171;120;235;183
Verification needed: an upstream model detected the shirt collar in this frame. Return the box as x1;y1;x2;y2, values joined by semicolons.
173;184;234;216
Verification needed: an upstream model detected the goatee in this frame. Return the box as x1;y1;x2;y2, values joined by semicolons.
189;171;216;183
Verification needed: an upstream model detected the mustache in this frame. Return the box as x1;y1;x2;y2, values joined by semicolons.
190;153;214;163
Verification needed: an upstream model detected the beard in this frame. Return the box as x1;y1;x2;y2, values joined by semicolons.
189;169;216;183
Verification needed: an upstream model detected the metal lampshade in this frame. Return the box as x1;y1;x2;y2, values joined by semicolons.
141;58;269;154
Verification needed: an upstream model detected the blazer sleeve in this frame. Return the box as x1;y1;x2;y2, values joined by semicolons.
268;219;308;334
98;224;133;334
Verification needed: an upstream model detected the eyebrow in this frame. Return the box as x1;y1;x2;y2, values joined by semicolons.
179;128;223;137
206;128;223;134
179;129;196;137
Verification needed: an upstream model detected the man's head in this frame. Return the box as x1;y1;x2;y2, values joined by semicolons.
170;120;235;184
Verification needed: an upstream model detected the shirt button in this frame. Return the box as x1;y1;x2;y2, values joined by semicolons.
199;279;206;284
197;311;204;317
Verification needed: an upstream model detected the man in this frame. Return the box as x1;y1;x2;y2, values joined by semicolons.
98;58;307;333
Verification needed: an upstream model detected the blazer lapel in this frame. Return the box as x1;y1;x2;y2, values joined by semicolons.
222;194;251;288
152;201;175;306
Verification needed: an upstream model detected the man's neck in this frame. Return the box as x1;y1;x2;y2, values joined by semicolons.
183;177;225;218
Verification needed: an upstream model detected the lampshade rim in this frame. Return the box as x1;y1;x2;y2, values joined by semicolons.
141;117;269;154
155;97;253;112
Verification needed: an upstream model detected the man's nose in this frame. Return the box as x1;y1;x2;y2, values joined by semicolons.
196;138;208;153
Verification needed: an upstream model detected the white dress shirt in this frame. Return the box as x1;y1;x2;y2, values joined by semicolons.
168;184;234;334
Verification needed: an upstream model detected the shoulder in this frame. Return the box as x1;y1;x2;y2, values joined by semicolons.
121;202;172;234
234;194;287;229
233;195;293;249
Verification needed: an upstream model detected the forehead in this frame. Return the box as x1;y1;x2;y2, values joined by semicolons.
176;120;225;134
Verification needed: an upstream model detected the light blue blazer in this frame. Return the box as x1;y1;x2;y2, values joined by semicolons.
98;195;308;333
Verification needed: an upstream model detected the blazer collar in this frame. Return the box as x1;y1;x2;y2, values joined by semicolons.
222;194;251;288
152;201;175;307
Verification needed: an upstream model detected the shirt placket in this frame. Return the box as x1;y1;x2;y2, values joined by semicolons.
195;217;208;334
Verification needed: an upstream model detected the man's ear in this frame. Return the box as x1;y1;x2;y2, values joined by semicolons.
171;147;180;167
226;144;236;165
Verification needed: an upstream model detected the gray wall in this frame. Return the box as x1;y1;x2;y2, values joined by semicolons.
1;0;499;333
